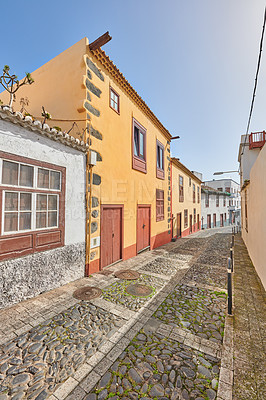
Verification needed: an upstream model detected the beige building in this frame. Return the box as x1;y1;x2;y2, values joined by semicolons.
171;158;201;238
238;131;266;289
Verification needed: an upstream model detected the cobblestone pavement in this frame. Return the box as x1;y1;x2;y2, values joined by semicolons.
233;235;266;400
1;226;263;400
153;285;226;344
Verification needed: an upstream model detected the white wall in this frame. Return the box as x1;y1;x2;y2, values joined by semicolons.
239;135;261;185
201;192;229;228
0;119;86;245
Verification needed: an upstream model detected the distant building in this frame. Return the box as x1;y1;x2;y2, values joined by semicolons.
171;159;201;238
203;179;241;226
201;186;230;229
238;131;266;289
191;171;203;181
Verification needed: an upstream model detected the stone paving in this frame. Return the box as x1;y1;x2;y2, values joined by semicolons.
101;274;164;311
183;265;227;290
233;235;266;400
153;284;226;344
0;226;264;400
88;326;220;400
0;302;122;399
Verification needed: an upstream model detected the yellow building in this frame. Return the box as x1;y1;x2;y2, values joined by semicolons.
2;37;173;274
171;158;201;237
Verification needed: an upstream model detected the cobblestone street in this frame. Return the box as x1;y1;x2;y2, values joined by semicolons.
0;226;265;400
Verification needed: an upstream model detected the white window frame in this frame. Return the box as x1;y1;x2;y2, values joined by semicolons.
0;159;61;192
1;190;59;235
0;158;61;236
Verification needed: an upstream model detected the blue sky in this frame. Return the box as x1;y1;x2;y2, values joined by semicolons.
1;0;265;182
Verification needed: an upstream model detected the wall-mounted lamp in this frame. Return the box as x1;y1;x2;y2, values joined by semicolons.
171;136;180;140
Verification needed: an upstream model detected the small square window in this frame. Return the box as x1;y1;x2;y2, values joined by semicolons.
38;169;49;189
20;164;34;187
110;87;120;114
2;161;19;185
37;169;61;190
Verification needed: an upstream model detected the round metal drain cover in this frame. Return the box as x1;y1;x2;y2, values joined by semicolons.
126;283;153;297
114;269;140;280
73;286;102;301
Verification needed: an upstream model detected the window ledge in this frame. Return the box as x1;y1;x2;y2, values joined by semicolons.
156;168;165;180
133;156;147;173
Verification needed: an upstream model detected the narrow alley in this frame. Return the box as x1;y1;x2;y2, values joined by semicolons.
0;226;265;400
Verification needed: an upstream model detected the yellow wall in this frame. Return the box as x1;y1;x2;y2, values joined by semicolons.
2;38;172;265
86;51;170;256
0;38;87;135
171;161;201;236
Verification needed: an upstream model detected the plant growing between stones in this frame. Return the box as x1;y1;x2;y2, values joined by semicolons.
0;65;34;108
41;106;52;125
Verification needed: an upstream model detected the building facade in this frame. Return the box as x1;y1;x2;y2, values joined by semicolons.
203;179;241;226
171;158;201;238
201;186;230;229
0;107;86;308
2;38;173;274
238;131;266;289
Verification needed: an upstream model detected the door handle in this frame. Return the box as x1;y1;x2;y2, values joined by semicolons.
142;224;145;229
112;233;114;238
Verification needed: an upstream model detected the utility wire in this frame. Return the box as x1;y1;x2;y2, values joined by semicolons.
241;5;266;156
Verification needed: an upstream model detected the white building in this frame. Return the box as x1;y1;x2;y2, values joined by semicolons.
203;179;241;226
0;106;87;308
238;131;266;288
201;185;230;229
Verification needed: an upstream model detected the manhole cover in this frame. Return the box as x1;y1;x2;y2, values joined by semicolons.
126;283;153;297
114;269;140;280
73;286;102;301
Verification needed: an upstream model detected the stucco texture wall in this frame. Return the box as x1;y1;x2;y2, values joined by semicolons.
85;51;171;260
0;38;87;134
241;144;266;289
0;120;86;308
171;163;201;236
201;193;229;229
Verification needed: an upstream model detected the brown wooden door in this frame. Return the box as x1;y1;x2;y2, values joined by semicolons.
213;213;216;227
176;213;181;238
207;214;211;228
137;205;150;253
220;214;224;227
197;214;200;230
189;215;193;233
101;206;123;268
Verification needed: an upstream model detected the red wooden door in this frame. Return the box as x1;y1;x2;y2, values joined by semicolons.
220;214;224;227
176;213;181;238
207;214;211;228
189;215;193;233
101;206;123;268
137;206;150;253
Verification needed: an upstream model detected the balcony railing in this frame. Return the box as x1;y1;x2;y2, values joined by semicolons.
249;131;266;149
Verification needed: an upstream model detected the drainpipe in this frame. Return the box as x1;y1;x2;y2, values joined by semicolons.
85;122;92;276
170;161;176;242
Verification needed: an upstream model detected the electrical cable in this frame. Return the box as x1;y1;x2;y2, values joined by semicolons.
241;5;266;156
